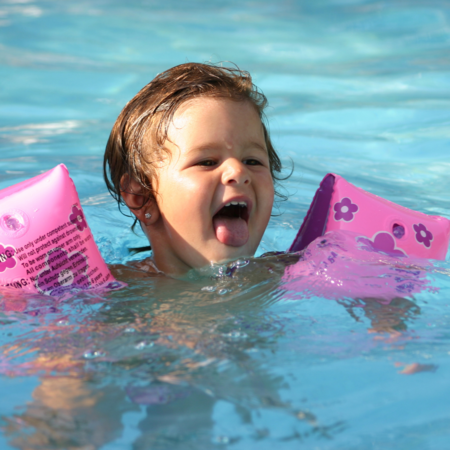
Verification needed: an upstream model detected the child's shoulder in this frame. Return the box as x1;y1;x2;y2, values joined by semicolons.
110;259;165;279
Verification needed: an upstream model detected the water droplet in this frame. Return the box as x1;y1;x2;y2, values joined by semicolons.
236;259;249;268
83;350;105;359
201;286;216;292
225;331;248;339
218;289;228;295
124;327;136;333
214;435;230;444
135;341;154;350
57;319;69;326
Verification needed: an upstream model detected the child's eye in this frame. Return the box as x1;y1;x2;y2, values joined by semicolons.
244;158;263;166
196;160;217;167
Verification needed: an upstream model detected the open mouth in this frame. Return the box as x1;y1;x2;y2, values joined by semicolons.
213;201;250;247
215;202;249;221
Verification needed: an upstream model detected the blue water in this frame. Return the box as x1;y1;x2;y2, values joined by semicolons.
1;0;450;448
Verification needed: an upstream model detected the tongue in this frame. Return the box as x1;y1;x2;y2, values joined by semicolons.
213;216;249;247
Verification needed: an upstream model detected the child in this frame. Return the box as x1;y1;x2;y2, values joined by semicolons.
104;63;285;277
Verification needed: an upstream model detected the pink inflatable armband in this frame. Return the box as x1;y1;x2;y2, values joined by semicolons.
283;230;435;301
0;165;124;296
290;173;450;260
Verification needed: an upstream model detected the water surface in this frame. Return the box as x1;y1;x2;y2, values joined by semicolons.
1;1;450;449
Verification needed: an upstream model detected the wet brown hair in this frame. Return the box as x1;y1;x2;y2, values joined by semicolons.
103;62;285;230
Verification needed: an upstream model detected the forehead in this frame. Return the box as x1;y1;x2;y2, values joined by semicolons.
174;96;260;120
167;97;265;149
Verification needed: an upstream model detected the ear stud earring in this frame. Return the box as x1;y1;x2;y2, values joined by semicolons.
145;213;151;219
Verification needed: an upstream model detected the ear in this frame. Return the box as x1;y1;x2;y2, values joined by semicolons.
120;174;160;225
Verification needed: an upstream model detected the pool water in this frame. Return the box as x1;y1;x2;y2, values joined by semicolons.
1;0;450;448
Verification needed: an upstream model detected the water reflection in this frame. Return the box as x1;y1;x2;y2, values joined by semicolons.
3;376;138;449
0;248;437;448
338;296;421;334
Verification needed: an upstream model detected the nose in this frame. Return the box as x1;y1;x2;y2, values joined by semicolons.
222;158;250;185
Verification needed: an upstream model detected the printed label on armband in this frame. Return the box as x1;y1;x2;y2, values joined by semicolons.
2;210;112;294
0;243;17;273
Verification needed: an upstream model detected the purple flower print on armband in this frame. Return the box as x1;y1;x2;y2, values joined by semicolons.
69;205;87;232
36;247;90;296
334;197;359;222
413;223;433;248
356;231;407;258
0;244;16;273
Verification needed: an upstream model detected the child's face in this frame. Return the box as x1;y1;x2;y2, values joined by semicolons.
149;98;274;275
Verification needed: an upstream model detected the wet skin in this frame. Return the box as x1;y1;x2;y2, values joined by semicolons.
137;98;275;277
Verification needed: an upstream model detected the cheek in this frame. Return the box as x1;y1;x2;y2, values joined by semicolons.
158;170;187;202
260;177;275;209
158;173;210;219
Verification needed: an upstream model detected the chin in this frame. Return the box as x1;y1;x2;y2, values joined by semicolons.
211;245;255;264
